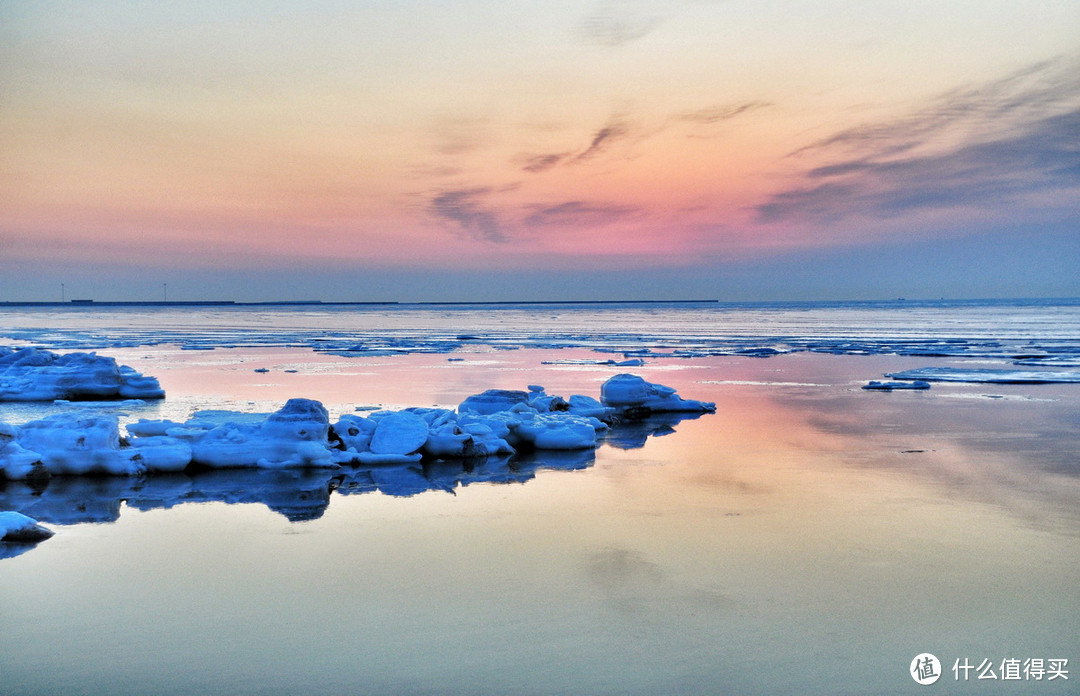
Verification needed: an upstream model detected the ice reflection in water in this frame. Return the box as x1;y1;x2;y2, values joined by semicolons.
0;413;703;533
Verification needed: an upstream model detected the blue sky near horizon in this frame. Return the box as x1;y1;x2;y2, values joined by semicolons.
1;1;1078;302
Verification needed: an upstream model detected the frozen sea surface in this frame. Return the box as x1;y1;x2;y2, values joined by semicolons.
2;298;1079;361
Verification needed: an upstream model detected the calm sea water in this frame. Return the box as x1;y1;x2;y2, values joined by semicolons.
1;300;1078;695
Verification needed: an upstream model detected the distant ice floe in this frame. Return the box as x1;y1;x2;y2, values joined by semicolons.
0;374;714;480
0;347;164;402
541;358;646;367
885;367;1080;384
862;380;931;391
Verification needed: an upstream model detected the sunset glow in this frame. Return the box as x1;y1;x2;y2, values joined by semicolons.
2;1;1078;301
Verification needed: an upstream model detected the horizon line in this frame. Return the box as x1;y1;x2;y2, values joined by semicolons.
2;297;1078;308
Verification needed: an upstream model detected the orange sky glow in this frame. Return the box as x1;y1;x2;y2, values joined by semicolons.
2;1;1078;300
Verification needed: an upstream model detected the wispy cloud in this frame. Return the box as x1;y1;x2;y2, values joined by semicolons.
674;101;772;125
794;59;1076;161
429;188;507;243
429;116;490;156
524;200;640;228
578;3;663;47
573;121;630;162
521;100;767;174
519;118;631;173
521;152;571;173
757;57;1080;225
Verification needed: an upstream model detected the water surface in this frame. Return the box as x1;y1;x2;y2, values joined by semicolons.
1;302;1078;694
2;348;1077;695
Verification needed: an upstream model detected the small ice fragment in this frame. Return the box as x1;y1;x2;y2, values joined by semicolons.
0;511;54;543
862;380;931;390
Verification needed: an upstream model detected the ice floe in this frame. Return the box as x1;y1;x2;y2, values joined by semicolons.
0;375;711;480
885;367;1080;384
0;347;164;401
863;380;931;390
600;373;716;415
0;510;54;543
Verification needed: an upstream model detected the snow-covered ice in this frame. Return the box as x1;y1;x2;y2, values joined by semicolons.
0;510;54;543
0;347;164;401
185;398;336;469
0;374;712;480
14;412;145;476
600;374;716;414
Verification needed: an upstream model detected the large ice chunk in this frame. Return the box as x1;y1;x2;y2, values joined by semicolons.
459;389;531;414
600;374;716;414
15;413;145;476
0;422;48;481
369;411;429;455
187;398;336;469
0;347;164;401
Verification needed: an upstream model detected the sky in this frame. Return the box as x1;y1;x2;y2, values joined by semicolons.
1;0;1078;302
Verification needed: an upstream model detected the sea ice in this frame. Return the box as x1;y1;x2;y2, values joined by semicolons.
14;413;145;477
0;347;165;401
600;374;717;414
458;389;531;415
863;380;931;390
0;511;54;543
885;367;1080;384
0;374;712;478
186;398;336;469
369;411;429;455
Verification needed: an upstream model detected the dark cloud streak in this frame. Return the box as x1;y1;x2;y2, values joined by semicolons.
758;57;1080;226
574;122;629;162
524;200;639;228
429;188;507;243
675;101;772;125
522;153;569;173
